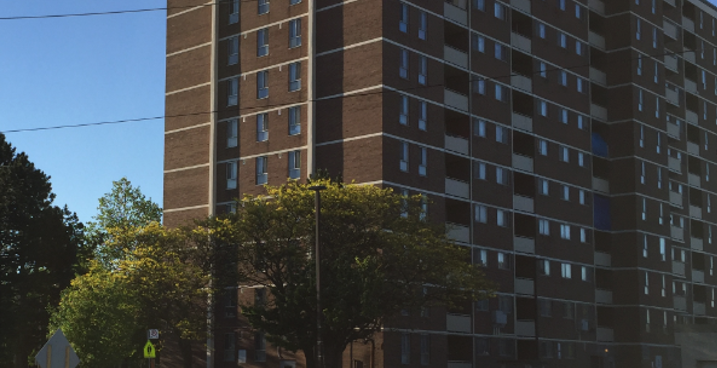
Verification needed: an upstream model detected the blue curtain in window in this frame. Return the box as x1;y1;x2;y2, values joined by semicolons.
592;133;608;158
593;194;611;231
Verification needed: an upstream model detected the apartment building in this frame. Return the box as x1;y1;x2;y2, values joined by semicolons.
163;0;717;367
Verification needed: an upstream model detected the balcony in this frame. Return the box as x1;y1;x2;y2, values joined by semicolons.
664;0;676;7
445;178;469;199
511;74;532;92
683;16;695;32
665;54;679;72
597;327;614;342
444;1;467;25
446;313;471;333
514;236;535;254
588;0;605;14
444;46;468;69
673;261;685;276
690;205;702;219
515;278;534;295
589;32;605;49
511;32;531;53
667;121;680;139
686;110;698;125
515;321;536;337
595;252;611;267
512;113;533;132
590;67;607;85
687;142;700;156
692;269;705;283
688;173;701;187
664;20;678;39
694;302;706;315
513;195;534;213
591;104;607;121
685;79;697;93
592;177;610;193
445;135;469;155
691;237;704;251
447;362;471;368
668;156;681;173
674;295;687;311
444;89;468;111
510;0;531;13
512;154;534;173
665;86;679;106
447;224;470;243
671;226;684;242
684;49;696;63
669;191;683;206
596;289;613;304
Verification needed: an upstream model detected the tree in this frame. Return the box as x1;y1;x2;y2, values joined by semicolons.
0;133;86;368
208;179;495;368
84;177;162;265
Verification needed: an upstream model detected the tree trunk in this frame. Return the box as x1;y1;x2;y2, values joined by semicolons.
323;347;344;368
178;338;193;368
301;345;317;368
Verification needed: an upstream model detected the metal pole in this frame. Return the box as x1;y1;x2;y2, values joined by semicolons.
309;185;326;368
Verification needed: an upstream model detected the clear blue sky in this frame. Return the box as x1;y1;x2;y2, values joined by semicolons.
0;1;166;224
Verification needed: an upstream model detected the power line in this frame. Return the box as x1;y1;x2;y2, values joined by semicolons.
0;46;702;134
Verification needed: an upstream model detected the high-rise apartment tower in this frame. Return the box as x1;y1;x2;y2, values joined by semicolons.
164;0;717;366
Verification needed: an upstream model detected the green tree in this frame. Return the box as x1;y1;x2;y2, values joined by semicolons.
208;180;495;368
84;177;162;265
0;133;85;368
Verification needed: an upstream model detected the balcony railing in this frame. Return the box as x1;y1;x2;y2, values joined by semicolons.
512;154;534;173
447;223;470;243
511;32;531;53
445;134;469;155
513;195;534;213
445;178;469;199
444;46;468;69
444;89;468;111
446;313;471;332
514;236;535;254
444;1;467;25
512;112;533;132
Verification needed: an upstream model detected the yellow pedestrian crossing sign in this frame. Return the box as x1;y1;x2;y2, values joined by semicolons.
143;341;156;358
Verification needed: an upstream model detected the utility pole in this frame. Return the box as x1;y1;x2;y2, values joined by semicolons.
309;185;326;368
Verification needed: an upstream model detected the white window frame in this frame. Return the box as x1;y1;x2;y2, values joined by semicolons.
257;113;269;142
257;70;269;99
289;106;301;135
289;19;302;48
257;28;269;57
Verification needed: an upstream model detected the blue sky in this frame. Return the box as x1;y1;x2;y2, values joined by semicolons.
0;1;166;224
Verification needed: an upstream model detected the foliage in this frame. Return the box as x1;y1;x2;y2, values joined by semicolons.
207;180;495;368
0;133;86;368
84;177;162;265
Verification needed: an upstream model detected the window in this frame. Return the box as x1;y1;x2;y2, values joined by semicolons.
400;49;409;79
560;224;571;240
637;56;642;75
399;3;408;33
494;3;506;20
496;209;506;227
539;100;548;116
420;194;428;221
578;152;585;167
494;43;507;62
498;252;510;269
644;272;650;294
581;266;589;281
577;78;585;93
538;23;546;39
539;219;550;235
289;150;301;179
229;0;239;24
540;179;549;195
654;60;659;83
418;11;427;40
636;18;641;40
575;40;583;56
476;162;486;180
474;79;486;95
559;0;566;10
256;156;268;185
496;167;507;185
659;238;666;261
257;70;269;99
399;95;408;125
418;101;427;131
575;3;583;19
473;35;485;52
540;260;551;275
476;249;488;266
656;132;661;153
290;0;301;4
561;263;572;279
419;147;427;176
257;28;269;56
476;119;486;137
539;140;548;155
228;77;238;106
289;106;301;135
655;97;660;118
257;113;268;141
418;56;427;85
558;32;567;48
563;302;574;319
579;190;586;205
475;205;488;223
401;334;410;364
254;332;266;362
540;62;547;78
559;71;568;86
227;161;237;189
228;36;239;65
643;235;648;258
289;62;301;91
258;0;269;14
227;120;238;148
652;27;657;48
475;0;485;11
580;228;587;243
578;116;588;130
496;126;507;143
641;197;646;220
495;84;508;102
560;109;568;124
641;161;645;184
400;141;409;172
639;125;644;147
289;19;302;48
560;146;569;162
657;167;662;189
562;185;570;201
420;334;429;365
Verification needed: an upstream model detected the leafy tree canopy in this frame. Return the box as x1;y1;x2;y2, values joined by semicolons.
207;179;495;368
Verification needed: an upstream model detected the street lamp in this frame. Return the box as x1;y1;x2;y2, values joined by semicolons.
309;185;326;368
